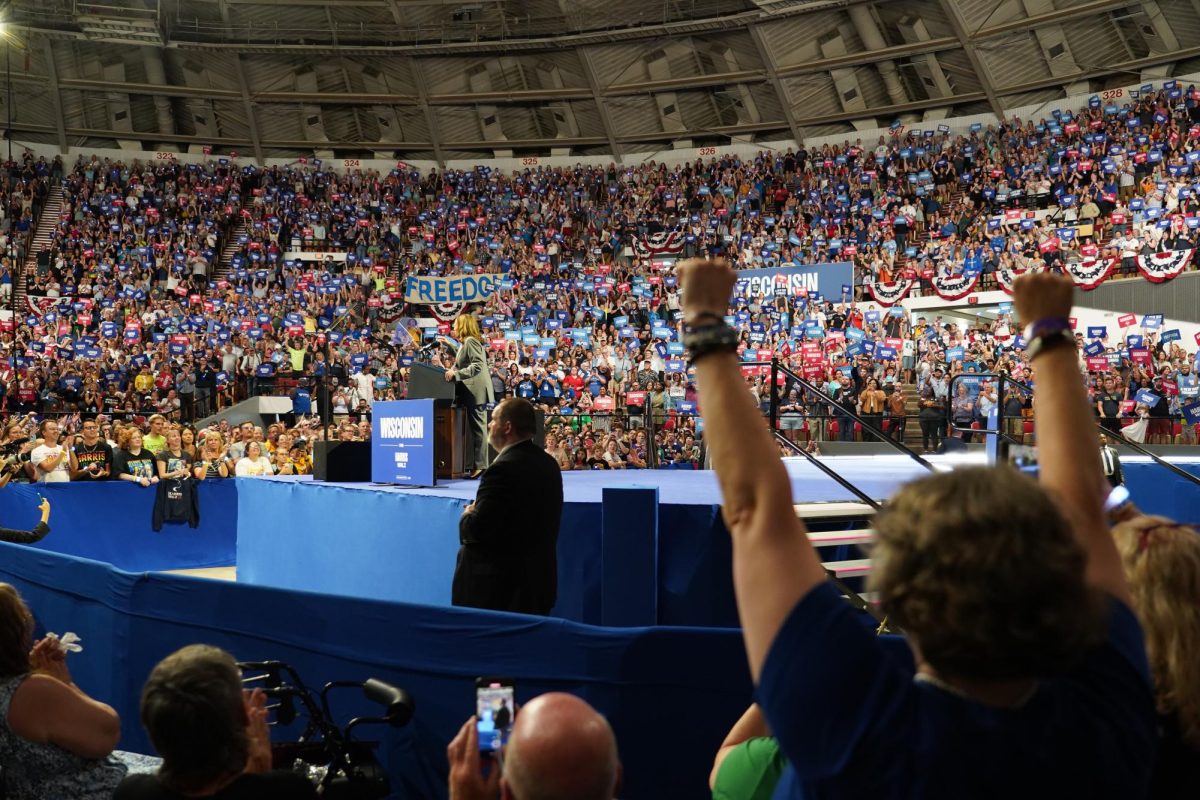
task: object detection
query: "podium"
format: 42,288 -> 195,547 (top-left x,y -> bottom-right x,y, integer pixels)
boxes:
407,362 -> 456,403
407,363 -> 465,479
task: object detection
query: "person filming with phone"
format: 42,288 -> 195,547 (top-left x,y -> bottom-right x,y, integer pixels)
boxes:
446,691 -> 621,800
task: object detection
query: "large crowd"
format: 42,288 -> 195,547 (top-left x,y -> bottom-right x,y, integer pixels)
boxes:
2,82 -> 1200,479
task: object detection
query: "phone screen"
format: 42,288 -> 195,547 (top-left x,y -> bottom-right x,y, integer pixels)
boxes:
475,678 -> 515,753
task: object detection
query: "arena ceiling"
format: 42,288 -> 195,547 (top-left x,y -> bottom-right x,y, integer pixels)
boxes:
1,0 -> 1200,162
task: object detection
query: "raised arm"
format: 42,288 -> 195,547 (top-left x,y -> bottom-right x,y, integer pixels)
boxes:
1012,273 -> 1129,605
678,258 -> 826,678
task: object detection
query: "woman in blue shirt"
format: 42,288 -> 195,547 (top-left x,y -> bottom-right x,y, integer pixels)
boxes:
679,260 -> 1156,800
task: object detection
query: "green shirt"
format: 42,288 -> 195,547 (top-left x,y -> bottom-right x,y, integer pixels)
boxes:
712,737 -> 788,800
143,433 -> 166,455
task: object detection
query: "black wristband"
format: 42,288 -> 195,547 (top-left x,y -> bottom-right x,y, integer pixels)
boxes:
683,322 -> 739,364
1024,329 -> 1076,361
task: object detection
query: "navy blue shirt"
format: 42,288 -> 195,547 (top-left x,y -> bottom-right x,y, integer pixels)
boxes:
757,582 -> 1156,799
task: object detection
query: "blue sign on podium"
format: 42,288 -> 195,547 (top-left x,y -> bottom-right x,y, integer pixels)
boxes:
371,399 -> 436,486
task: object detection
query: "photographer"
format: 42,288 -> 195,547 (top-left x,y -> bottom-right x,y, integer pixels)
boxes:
0,419 -> 35,487
116,644 -> 317,799
678,260 -> 1155,800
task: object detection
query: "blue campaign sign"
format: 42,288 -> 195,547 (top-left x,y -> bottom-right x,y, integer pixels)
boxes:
1183,401 -> 1200,426
1142,314 -> 1163,329
946,346 -> 965,361
1161,329 -> 1182,343
372,400 -> 436,486
733,262 -> 854,301
1083,341 -> 1104,357
1136,389 -> 1161,408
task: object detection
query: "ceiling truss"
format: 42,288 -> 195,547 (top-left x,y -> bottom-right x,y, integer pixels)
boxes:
0,0 -> 1194,161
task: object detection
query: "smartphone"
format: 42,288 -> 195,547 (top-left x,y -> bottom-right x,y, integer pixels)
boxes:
475,677 -> 515,753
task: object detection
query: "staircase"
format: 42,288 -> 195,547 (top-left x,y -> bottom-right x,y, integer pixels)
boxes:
16,183 -> 65,308
797,501 -> 880,608
215,220 -> 248,279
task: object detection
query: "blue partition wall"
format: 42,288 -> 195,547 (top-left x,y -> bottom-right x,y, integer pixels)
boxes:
235,478 -> 736,627
1,480 -> 238,570
0,542 -> 751,800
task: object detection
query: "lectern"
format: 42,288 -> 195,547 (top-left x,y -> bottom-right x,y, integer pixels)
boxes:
406,362 -> 465,478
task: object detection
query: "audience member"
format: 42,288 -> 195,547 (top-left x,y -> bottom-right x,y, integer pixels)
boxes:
1112,513 -> 1200,797
446,692 -> 621,800
115,644 -> 317,799
680,259 -> 1156,798
31,419 -> 70,483
0,583 -> 126,798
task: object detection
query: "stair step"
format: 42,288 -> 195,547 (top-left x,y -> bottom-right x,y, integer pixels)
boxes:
793,501 -> 877,520
820,558 -> 872,578
807,529 -> 875,546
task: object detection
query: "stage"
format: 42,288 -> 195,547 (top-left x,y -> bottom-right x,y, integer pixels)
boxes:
229,451 -> 1200,628
5,453 -> 1196,630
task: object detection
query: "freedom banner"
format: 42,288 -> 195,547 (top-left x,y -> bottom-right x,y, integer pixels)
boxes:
404,273 -> 503,321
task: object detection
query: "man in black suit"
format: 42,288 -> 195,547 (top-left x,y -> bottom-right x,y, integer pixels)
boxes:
1100,434 -> 1124,487
453,398 -> 563,615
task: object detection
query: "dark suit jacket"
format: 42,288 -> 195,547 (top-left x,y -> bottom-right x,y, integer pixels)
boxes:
452,439 -> 563,615
1102,446 -> 1124,487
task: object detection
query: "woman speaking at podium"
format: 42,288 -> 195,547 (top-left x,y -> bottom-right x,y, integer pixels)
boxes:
444,313 -> 495,478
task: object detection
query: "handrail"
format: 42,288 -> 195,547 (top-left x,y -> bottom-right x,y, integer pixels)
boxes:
761,359 -> 936,473
772,430 -> 882,512
771,430 -> 890,631
1001,374 -> 1200,488
944,372 -> 1029,453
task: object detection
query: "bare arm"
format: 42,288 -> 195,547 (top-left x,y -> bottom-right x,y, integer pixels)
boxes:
7,674 -> 121,760
680,259 -> 826,679
710,704 -> 771,789
1013,273 -> 1129,605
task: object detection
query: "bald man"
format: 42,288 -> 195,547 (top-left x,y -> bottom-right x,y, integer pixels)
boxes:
446,692 -> 622,800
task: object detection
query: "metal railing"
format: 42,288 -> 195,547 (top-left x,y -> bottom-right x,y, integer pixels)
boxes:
760,359 -> 936,473
964,373 -> 1200,488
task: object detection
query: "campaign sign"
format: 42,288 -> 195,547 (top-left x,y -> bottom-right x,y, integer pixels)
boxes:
372,399 -> 436,486
404,274 -> 502,306
733,262 -> 854,302
1182,401 -> 1200,426
1135,389 -> 1161,408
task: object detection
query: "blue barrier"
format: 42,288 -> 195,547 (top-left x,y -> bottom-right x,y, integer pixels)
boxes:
236,479 -> 736,627
0,541 -> 751,800
1,480 -> 238,571
602,487 -> 659,626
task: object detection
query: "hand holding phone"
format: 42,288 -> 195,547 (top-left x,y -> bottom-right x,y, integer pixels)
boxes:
475,677 -> 515,754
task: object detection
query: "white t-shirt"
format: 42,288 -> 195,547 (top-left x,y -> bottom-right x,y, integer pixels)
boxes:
235,457 -> 274,477
31,443 -> 70,483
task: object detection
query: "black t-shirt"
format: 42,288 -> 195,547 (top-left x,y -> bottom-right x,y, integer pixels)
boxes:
1100,392 -> 1123,417
156,449 -> 194,476
114,448 -> 157,480
586,457 -> 611,470
115,770 -> 318,800
72,440 -> 113,480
